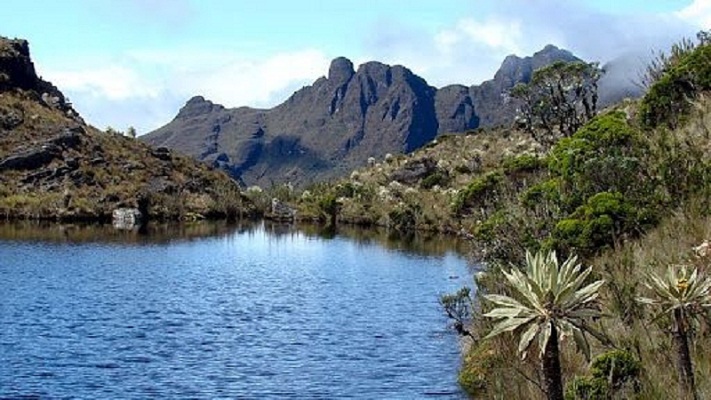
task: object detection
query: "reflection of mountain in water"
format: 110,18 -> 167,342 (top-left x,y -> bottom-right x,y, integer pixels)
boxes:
0,220 -> 260,245
0,220 -> 469,258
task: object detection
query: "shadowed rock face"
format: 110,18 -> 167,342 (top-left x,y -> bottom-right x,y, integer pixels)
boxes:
142,45 -> 602,188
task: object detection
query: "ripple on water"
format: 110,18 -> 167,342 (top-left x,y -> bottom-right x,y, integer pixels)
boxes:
0,224 -> 470,399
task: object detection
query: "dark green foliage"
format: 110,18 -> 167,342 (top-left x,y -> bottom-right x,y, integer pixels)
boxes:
502,154 -> 546,176
388,203 -> 421,231
452,171 -> 503,214
334,182 -> 358,198
317,193 -> 340,224
565,376 -> 609,400
521,178 -> 561,209
420,170 -> 450,189
640,41 -> 711,129
549,111 -> 648,211
590,350 -> 641,388
440,287 -> 474,337
553,192 -> 655,255
565,350 -> 640,399
512,61 -> 602,141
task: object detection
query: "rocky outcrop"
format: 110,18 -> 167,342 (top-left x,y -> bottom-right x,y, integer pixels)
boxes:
0,37 -> 80,123
0,35 -> 252,221
142,45 -> 592,188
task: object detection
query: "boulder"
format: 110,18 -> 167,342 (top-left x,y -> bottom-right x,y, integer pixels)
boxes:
0,144 -> 60,171
112,208 -> 143,229
390,157 -> 437,185
270,198 -> 296,221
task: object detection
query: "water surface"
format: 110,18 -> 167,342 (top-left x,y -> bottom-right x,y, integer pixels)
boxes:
0,222 -> 470,399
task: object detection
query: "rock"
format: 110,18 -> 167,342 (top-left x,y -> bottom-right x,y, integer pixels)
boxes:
50,129 -> 82,149
0,144 -> 60,171
390,157 -> 437,184
141,46 -> 588,188
328,57 -> 355,86
270,198 -> 296,221
0,107 -> 23,129
151,146 -> 171,161
112,208 -> 143,230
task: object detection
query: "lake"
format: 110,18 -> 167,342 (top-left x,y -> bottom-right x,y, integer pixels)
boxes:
0,221 -> 472,399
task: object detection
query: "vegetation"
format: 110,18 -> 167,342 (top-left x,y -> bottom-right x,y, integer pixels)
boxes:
511,61 -> 603,144
268,33 -> 711,399
483,250 -> 605,400
0,92 -> 253,221
637,265 -> 711,399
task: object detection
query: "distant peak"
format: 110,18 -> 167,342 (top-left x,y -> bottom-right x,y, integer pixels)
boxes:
177,96 -> 224,119
540,44 -> 561,52
328,57 -> 354,85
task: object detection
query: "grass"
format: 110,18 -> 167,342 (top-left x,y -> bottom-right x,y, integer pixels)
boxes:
0,89 -> 254,221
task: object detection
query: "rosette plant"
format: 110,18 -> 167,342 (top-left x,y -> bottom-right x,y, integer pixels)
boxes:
637,264 -> 711,400
483,250 -> 605,400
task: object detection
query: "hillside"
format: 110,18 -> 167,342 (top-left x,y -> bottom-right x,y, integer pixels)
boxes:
142,45 -> 589,188
0,36 -> 250,221
280,34 -> 711,399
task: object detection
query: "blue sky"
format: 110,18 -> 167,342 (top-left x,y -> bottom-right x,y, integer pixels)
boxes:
1,0 -> 708,134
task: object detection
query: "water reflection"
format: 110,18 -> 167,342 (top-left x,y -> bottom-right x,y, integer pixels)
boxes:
0,220 -> 471,258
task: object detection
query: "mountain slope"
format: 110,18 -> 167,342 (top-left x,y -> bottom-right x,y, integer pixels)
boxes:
0,36 -> 249,221
142,46 -> 588,188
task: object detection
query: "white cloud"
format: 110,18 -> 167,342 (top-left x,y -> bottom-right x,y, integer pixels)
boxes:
677,0 -> 711,29
42,48 -> 331,134
47,66 -> 160,101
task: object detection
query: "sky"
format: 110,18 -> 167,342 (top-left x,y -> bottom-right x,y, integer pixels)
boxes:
1,0 -> 709,134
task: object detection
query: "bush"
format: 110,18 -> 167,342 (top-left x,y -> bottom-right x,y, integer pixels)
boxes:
552,192 -> 654,255
420,170 -> 450,189
521,178 -> 561,209
549,111 -> 649,212
502,154 -> 546,176
639,42 -> 711,129
565,350 -> 640,399
452,171 -> 503,214
565,376 -> 609,400
590,350 -> 641,388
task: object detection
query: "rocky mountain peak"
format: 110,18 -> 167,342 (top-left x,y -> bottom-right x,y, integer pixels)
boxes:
144,45 -> 600,188
176,95 -> 224,119
328,57 -> 355,86
0,37 -> 37,91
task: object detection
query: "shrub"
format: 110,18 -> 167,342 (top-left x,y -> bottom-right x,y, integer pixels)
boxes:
420,170 -> 450,189
590,350 -> 641,388
502,154 -> 546,175
565,350 -> 640,399
565,376 -> 609,400
452,171 -> 503,214
639,41 -> 711,129
548,111 -> 648,211
553,192 -> 654,255
521,178 -> 561,209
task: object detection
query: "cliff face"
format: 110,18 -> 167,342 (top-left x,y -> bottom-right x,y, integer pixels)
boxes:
142,45 -> 585,188
0,36 -> 249,221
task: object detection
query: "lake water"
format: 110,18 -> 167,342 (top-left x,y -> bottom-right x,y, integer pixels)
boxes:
0,222 -> 471,399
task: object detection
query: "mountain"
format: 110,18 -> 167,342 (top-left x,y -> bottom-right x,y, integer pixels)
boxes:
0,36 -> 250,221
142,45 -> 584,188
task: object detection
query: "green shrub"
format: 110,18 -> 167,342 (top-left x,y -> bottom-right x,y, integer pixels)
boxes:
565,350 -> 640,399
521,178 -> 561,209
420,170 -> 450,189
639,42 -> 711,129
553,192 -> 654,254
452,171 -> 503,214
565,376 -> 609,400
502,154 -> 546,175
549,111 -> 647,211
590,350 -> 641,388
